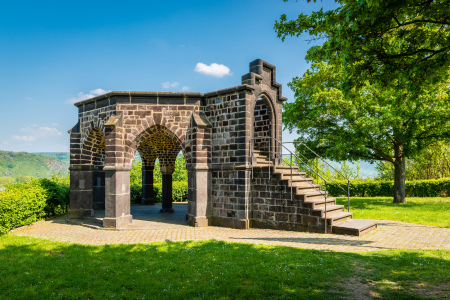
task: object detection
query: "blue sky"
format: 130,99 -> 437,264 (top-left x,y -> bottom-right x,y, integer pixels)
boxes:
0,0 -> 337,153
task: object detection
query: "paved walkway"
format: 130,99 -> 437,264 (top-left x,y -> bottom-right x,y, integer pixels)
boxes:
9,204 -> 450,252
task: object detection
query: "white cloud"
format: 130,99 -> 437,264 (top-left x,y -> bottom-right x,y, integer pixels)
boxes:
194,62 -> 231,77
12,135 -> 36,142
162,82 -> 180,89
181,86 -> 190,92
20,126 -> 62,137
26,97 -> 33,101
90,88 -> 108,95
66,88 -> 110,104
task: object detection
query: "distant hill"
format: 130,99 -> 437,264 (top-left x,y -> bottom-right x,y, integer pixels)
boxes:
0,151 -> 69,179
34,152 -> 70,166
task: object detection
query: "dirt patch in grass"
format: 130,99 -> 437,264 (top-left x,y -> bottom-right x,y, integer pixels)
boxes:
330,263 -> 377,299
335,275 -> 376,299
410,282 -> 450,299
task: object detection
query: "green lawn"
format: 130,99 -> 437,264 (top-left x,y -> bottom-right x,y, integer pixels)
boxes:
336,197 -> 450,228
0,235 -> 449,299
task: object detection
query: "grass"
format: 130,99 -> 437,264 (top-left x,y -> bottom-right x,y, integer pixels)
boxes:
0,235 -> 449,299
336,197 -> 450,228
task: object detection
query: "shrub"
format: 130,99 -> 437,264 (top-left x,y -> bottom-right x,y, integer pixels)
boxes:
327,178 -> 450,197
130,184 -> 161,204
0,175 -> 70,234
130,181 -> 188,203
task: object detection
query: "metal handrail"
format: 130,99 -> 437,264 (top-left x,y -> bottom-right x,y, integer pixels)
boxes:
285,152 -> 349,197
283,141 -> 351,180
283,141 -> 351,212
250,136 -> 331,233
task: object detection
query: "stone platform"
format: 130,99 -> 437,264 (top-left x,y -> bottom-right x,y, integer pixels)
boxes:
9,203 -> 450,252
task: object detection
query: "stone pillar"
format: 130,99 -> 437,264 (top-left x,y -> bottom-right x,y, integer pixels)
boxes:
92,169 -> 105,210
160,165 -> 175,213
187,165 -> 211,227
103,167 -> 133,228
141,165 -> 155,205
68,165 -> 94,218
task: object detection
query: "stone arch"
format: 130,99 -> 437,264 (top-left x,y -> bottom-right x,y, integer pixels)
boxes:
122,114 -> 189,170
80,127 -> 105,165
133,124 -> 186,167
81,119 -> 106,145
131,124 -> 188,211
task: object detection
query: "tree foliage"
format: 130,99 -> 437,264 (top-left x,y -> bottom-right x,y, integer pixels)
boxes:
276,0 -> 450,92
275,0 -> 450,203
376,142 -> 450,181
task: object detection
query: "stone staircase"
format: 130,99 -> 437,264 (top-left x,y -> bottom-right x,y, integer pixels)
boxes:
252,150 -> 377,236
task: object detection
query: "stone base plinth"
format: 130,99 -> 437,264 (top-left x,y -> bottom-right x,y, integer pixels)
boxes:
211,216 -> 249,229
103,215 -> 133,228
186,215 -> 210,227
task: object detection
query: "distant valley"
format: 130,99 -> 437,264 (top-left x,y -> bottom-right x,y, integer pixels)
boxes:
0,151 -> 69,181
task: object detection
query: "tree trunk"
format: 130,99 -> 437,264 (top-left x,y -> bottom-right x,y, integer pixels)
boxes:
393,156 -> 406,203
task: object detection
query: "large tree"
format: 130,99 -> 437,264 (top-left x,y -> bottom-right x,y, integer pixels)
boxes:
275,0 -> 450,203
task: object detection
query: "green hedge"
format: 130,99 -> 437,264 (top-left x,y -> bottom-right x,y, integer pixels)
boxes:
130,181 -> 188,203
328,178 -> 450,197
0,175 -> 70,235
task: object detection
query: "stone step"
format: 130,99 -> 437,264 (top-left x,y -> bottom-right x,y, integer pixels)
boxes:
281,173 -> 314,182
275,165 -> 300,170
332,219 -> 378,236
275,167 -> 302,174
312,204 -> 344,218
326,212 -> 353,226
256,158 -> 270,163
292,182 -> 320,188
301,191 -> 328,201
295,185 -> 323,194
304,198 -> 337,209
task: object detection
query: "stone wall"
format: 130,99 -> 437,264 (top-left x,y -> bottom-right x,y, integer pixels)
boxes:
253,98 -> 271,153
204,90 -> 252,228
250,166 -> 325,232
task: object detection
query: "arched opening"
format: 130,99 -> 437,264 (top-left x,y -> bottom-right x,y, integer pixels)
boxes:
72,127 -> 105,216
253,97 -> 273,154
93,147 -> 106,210
134,125 -> 186,213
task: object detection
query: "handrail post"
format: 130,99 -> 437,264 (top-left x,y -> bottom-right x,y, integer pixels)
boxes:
290,153 -> 293,201
251,139 -> 254,179
347,180 -> 350,212
316,158 -> 319,185
324,182 -> 327,234
268,137 -> 271,180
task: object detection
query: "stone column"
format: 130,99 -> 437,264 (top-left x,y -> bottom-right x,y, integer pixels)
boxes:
160,165 -> 175,213
103,167 -> 133,228
92,169 -> 105,210
68,165 -> 94,218
187,165 -> 211,227
141,165 -> 155,205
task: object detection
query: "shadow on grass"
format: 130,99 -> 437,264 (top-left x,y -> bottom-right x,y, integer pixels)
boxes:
338,197 -> 450,210
0,236 -> 448,299
227,236 -> 387,249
